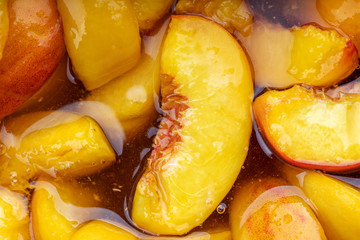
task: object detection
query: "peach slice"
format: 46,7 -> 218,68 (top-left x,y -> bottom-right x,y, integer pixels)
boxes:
0,111 -> 115,192
317,0 -> 360,57
253,85 -> 360,171
86,19 -> 168,140
0,0 -> 65,119
240,21 -> 358,88
57,0 -> 141,90
175,0 -> 253,36
0,186 -> 30,240
0,0 -> 8,60
131,15 -> 253,235
230,177 -> 326,240
32,179 -> 103,240
133,0 -> 174,32
282,167 -> 360,240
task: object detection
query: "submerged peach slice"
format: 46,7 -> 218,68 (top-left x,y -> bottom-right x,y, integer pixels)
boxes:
0,111 -> 115,191
0,187 -> 30,240
253,85 -> 360,171
230,177 -> 326,240
57,0 -> 141,90
132,15 -> 253,235
282,167 -> 360,240
240,21 -> 358,88
132,0 -> 174,31
32,179 -> 102,240
176,0 -> 253,36
317,0 -> 360,57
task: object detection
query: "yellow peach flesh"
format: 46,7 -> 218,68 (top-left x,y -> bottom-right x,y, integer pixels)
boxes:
132,15 -> 253,235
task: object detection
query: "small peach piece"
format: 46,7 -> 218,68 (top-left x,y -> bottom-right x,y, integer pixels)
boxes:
317,0 -> 360,56
241,22 -> 358,88
0,111 -> 115,191
70,221 -> 137,240
143,228 -> 232,240
32,179 -> 101,240
0,0 -> 65,119
176,0 -> 253,36
288,24 -> 358,86
133,0 -> 174,31
253,85 -> 360,171
57,0 -> 141,90
0,187 -> 30,240
132,15 -> 253,235
282,168 -> 360,240
230,177 -> 326,240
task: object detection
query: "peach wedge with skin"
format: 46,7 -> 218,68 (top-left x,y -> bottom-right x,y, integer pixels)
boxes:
253,85 -> 360,171
230,177 -> 326,240
0,0 -> 65,119
282,167 -> 360,240
57,0 -> 141,90
132,15 -> 253,235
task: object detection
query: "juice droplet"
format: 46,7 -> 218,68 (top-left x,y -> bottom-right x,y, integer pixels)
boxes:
216,203 -> 227,214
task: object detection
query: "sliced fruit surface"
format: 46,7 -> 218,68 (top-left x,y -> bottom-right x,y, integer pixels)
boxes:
176,0 -> 253,36
253,85 -> 360,171
132,0 -> 174,31
0,111 -> 115,191
132,15 -> 253,235
0,0 -> 65,119
0,186 -> 30,240
282,167 -> 360,240
57,0 -> 141,90
230,177 -> 326,240
240,21 -> 358,88
86,19 -> 168,140
32,179 -> 101,240
317,0 -> 360,57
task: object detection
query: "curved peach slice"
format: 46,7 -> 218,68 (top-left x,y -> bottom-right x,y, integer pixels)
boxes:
253,85 -> 360,171
0,111 -> 115,191
0,0 -> 8,60
32,179 -> 104,240
70,220 -> 137,240
317,0 -> 360,57
240,21 -> 358,88
131,15 -> 253,235
86,19 -> 169,140
57,0 -> 141,90
133,0 -> 174,32
0,186 -> 30,240
282,168 -> 360,240
0,0 -> 65,119
230,177 -> 326,240
175,0 -> 253,36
